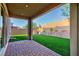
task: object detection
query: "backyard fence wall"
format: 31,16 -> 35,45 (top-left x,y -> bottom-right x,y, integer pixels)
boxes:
11,27 -> 27,35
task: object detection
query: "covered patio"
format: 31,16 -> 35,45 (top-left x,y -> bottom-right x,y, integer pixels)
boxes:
0,3 -> 79,56
3,3 -> 61,56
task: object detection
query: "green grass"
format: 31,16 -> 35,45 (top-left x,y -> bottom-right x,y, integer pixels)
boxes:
9,34 -> 70,56
33,34 -> 70,56
9,34 -> 28,42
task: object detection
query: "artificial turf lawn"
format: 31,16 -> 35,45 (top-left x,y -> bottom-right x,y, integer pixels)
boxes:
9,34 -> 70,56
33,35 -> 70,56
9,34 -> 28,42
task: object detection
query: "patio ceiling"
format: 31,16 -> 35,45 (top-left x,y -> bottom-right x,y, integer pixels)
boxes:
6,3 -> 61,19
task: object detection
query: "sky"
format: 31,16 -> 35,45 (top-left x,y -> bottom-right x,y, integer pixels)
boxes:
10,18 -> 27,28
33,4 -> 70,26
0,4 -> 70,28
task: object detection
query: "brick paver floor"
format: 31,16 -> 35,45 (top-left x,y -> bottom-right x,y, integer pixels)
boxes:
5,40 -> 60,56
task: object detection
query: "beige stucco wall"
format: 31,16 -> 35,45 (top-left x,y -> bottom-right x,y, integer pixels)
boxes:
70,4 -> 78,56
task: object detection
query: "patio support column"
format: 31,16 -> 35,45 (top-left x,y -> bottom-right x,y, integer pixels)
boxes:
70,4 -> 78,56
28,19 -> 32,40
